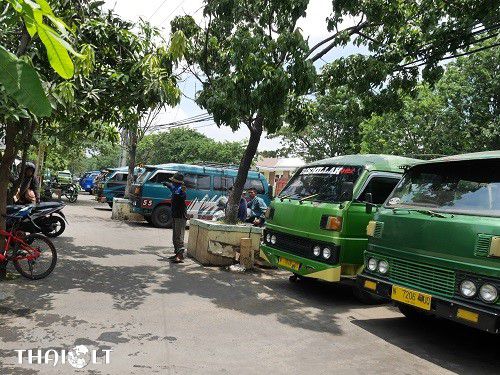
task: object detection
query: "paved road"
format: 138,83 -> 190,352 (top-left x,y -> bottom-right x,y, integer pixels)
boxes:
0,194 -> 498,374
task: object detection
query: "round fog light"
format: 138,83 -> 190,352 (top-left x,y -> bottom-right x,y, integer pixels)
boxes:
460,280 -> 477,298
270,235 -> 277,245
479,284 -> 498,303
378,260 -> 389,274
266,234 -> 271,243
367,258 -> 378,271
322,247 -> 331,259
313,245 -> 321,257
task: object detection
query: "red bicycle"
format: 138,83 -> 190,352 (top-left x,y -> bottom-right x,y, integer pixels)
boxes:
2,206 -> 57,280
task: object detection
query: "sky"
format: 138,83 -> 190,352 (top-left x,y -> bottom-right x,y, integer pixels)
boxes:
103,0 -> 362,151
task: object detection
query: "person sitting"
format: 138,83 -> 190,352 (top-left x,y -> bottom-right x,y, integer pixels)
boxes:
246,187 -> 267,227
14,162 -> 40,205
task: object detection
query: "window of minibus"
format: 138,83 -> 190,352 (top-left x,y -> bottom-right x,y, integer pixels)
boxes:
214,176 -> 234,191
110,173 -> 127,182
386,159 -> 500,216
149,171 -> 174,184
183,174 -> 211,190
280,165 -> 362,202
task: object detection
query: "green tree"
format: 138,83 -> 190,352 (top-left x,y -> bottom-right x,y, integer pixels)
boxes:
173,1 -> 316,223
0,0 -> 80,230
317,0 -> 500,112
271,87 -> 364,162
361,44 -> 500,155
136,128 -> 244,165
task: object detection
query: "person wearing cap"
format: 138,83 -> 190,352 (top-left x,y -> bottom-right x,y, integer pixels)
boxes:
246,188 -> 267,227
163,173 -> 188,263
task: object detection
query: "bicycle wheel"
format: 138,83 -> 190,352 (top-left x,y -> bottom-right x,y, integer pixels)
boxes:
13,234 -> 57,280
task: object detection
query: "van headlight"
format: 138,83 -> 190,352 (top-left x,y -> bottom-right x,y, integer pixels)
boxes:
266,233 -> 271,243
313,245 -> 321,257
378,260 -> 389,274
479,284 -> 498,303
270,235 -> 277,245
367,258 -> 378,271
322,247 -> 331,259
460,280 -> 477,298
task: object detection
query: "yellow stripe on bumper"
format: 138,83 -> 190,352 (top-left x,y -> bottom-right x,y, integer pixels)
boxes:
307,267 -> 341,282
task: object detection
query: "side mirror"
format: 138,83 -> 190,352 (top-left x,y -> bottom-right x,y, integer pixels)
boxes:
365,192 -> 373,214
340,182 -> 354,202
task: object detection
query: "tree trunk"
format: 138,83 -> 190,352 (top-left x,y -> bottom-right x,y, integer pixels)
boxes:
9,123 -> 35,203
124,128 -> 138,199
226,117 -> 263,224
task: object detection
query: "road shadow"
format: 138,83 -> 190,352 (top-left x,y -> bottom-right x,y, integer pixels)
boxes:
353,315 -> 500,374
0,234 -> 364,336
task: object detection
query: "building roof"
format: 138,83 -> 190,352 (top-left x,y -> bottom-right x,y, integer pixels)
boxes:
256,157 -> 305,171
306,154 -> 421,173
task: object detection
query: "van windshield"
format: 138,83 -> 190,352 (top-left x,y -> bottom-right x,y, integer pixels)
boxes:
136,171 -> 152,184
386,159 -> 500,217
280,165 -> 362,202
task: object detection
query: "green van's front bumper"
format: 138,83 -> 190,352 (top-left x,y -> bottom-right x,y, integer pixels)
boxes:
260,244 -> 341,282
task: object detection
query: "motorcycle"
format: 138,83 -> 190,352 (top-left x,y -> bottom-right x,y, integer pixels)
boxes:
7,202 -> 68,238
42,179 -> 79,203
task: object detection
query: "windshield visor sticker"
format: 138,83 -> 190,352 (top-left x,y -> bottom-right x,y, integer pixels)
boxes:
300,166 -> 357,176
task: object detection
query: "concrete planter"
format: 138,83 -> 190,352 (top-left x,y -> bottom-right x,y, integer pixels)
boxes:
111,198 -> 145,221
187,219 -> 263,267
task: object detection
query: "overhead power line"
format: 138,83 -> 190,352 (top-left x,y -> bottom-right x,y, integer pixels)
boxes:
147,0 -> 169,21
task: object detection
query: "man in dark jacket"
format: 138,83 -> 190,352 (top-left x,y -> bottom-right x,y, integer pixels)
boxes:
163,173 -> 187,263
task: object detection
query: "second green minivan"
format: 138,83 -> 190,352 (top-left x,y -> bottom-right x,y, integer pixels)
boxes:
260,154 -> 420,300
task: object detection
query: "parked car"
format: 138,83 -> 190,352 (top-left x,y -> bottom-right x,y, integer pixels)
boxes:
97,167 -> 144,207
259,154 -> 420,302
79,171 -> 100,193
130,163 -> 271,228
56,170 -> 73,185
357,151 -> 500,332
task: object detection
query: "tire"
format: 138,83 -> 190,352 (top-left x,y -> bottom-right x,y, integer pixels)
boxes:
151,205 -> 172,228
144,216 -> 153,225
353,285 -> 388,305
42,216 -> 66,238
13,234 -> 57,280
397,303 -> 432,320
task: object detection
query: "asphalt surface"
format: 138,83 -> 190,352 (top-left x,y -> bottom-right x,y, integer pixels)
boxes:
0,194 -> 498,374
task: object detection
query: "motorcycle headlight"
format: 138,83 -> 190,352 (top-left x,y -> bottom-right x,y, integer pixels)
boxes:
322,247 -> 331,259
479,284 -> 498,303
270,235 -> 277,245
367,258 -> 378,271
460,280 -> 477,298
378,260 -> 389,274
313,245 -> 321,257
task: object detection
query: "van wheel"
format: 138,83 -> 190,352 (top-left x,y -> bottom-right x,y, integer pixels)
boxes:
151,206 -> 172,228
397,303 -> 431,320
353,286 -> 388,305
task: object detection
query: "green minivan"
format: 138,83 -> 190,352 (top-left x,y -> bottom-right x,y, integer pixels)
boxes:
260,154 -> 419,299
358,151 -> 499,333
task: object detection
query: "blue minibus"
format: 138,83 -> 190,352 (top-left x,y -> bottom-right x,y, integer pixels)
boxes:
130,163 -> 271,227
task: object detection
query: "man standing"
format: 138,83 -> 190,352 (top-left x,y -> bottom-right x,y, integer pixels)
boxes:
246,188 -> 267,227
163,173 -> 187,263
